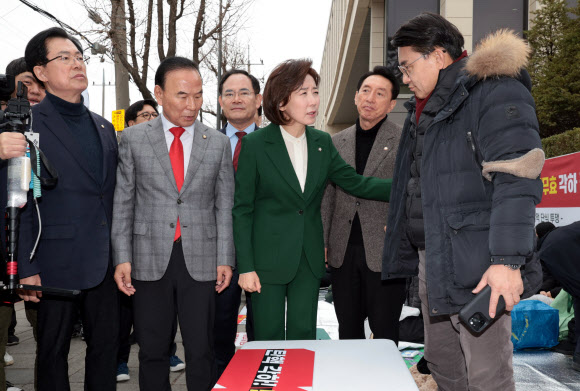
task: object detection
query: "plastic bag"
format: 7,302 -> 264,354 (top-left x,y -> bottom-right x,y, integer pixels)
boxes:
511,300 -> 559,350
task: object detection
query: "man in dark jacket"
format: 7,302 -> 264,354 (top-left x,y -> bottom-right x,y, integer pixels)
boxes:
215,68 -> 261,378
18,27 -> 120,390
537,222 -> 580,371
382,13 -> 544,390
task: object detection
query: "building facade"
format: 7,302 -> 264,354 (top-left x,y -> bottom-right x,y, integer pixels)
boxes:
316,0 -> 574,133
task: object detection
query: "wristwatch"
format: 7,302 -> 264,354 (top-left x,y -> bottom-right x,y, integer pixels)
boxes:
505,264 -> 521,270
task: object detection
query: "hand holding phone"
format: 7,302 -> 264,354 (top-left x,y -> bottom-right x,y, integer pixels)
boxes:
458,285 -> 506,333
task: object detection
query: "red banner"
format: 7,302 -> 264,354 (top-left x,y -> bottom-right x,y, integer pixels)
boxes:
213,348 -> 314,391
536,151 -> 580,226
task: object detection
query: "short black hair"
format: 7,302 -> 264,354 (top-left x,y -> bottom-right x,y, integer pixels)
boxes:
6,58 -> 27,77
155,56 -> 200,90
356,66 -> 400,100
125,99 -> 158,124
219,69 -> 261,95
535,222 -> 556,239
6,57 -> 45,90
257,106 -> 262,116
25,27 -> 84,72
391,12 -> 464,60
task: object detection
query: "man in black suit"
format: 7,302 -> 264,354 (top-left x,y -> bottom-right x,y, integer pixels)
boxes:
215,69 -> 261,377
17,27 -> 119,390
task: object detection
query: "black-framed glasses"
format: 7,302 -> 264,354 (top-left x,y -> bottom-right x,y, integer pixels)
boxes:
222,90 -> 255,101
398,53 -> 429,79
136,112 -> 159,120
45,55 -> 90,66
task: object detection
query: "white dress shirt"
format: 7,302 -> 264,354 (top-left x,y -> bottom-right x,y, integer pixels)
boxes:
160,113 -> 194,175
280,125 -> 308,192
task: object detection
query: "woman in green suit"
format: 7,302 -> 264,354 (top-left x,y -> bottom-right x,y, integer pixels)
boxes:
233,59 -> 391,341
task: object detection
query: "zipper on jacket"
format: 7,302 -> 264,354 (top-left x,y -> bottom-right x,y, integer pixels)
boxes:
467,131 -> 475,152
466,131 -> 483,170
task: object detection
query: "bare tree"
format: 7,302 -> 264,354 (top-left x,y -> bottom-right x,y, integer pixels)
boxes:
81,0 -> 252,101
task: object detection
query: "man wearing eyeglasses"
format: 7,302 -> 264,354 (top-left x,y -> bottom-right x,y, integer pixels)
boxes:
382,13 -> 544,391
215,69 -> 261,379
125,99 -> 159,127
17,27 -> 120,390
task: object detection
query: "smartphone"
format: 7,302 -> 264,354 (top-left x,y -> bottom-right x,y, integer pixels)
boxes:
458,285 -> 506,333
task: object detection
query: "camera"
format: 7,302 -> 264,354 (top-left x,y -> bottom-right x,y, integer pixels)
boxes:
0,74 -> 31,133
467,312 -> 488,332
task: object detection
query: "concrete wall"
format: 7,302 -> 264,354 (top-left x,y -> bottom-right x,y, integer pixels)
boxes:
441,0 -> 474,53
317,0 -> 545,133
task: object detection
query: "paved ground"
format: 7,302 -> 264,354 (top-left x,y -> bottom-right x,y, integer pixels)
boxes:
7,296 -> 580,390
6,297 -> 247,391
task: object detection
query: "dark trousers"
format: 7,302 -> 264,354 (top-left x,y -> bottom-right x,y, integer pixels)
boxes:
542,256 -> 580,354
117,294 -> 177,364
331,243 -> 406,342
36,266 -> 120,391
0,303 -> 12,388
214,268 -> 255,378
133,241 -> 216,391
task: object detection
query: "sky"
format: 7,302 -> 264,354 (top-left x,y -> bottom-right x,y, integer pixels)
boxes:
0,0 -> 332,124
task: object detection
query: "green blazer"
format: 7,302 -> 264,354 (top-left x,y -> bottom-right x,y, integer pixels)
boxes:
233,123 -> 391,285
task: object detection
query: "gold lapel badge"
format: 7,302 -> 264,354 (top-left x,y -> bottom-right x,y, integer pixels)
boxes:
101,124 -> 105,128
203,134 -> 207,139
384,147 -> 388,150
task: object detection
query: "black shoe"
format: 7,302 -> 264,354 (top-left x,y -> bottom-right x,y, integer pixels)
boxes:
6,335 -> 19,346
72,325 -> 84,339
552,340 -> 576,356
573,353 -> 580,372
417,356 -> 431,375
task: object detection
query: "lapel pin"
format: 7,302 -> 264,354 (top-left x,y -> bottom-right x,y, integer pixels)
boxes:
101,124 -> 105,128
384,147 -> 388,150
203,134 -> 207,139
318,147 -> 322,152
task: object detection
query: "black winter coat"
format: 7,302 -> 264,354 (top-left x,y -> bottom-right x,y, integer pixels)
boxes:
382,31 -> 544,316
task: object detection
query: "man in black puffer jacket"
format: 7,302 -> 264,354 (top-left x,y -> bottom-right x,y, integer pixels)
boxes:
382,13 -> 544,391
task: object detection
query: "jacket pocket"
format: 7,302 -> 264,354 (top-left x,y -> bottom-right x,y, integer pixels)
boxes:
133,222 -> 148,235
446,210 -> 490,288
42,224 -> 75,239
205,224 -> 217,238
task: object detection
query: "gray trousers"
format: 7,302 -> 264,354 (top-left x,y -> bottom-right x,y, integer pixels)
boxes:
418,250 -> 515,391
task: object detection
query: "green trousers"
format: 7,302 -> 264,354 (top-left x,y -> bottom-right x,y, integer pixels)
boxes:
251,252 -> 321,341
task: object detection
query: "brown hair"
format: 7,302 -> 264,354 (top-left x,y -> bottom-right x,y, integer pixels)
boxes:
263,59 -> 320,125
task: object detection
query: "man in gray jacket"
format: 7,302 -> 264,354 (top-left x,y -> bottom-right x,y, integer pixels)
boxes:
322,66 -> 406,342
112,56 -> 235,391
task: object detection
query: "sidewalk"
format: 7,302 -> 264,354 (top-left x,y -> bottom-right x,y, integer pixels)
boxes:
6,301 -> 211,391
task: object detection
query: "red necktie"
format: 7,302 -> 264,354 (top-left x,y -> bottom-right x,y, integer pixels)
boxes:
233,131 -> 247,172
169,127 -> 185,241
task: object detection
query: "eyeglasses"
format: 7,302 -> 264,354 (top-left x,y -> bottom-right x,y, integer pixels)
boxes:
222,90 -> 254,101
136,112 -> 159,120
398,53 -> 429,79
45,55 -> 90,66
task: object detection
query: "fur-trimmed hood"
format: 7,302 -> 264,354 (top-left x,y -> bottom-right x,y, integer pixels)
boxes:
464,29 -> 531,80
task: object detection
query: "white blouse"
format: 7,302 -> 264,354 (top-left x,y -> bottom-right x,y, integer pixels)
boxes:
280,125 -> 308,192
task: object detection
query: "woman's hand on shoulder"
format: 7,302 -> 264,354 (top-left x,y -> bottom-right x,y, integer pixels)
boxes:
239,271 -> 261,293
